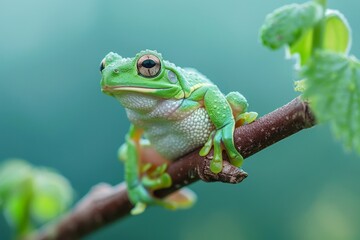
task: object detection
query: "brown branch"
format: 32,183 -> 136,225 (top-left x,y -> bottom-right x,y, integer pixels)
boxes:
34,97 -> 316,240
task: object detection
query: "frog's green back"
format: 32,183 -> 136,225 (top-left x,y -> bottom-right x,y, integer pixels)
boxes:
164,60 -> 214,87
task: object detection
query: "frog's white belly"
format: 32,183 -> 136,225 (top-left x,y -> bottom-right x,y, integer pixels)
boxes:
126,107 -> 214,160
116,92 -> 215,160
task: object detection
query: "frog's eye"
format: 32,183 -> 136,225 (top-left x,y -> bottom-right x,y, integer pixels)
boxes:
137,55 -> 161,78
99,59 -> 106,72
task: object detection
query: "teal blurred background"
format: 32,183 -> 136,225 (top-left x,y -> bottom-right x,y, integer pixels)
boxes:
1,0 -> 360,239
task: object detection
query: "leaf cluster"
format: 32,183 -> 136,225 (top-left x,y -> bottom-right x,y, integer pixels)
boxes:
0,159 -> 74,237
260,0 -> 360,154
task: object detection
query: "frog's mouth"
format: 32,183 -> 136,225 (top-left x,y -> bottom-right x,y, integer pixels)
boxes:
102,85 -> 164,93
102,85 -> 185,99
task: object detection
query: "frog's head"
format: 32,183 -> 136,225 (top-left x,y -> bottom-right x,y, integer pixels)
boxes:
100,50 -> 190,99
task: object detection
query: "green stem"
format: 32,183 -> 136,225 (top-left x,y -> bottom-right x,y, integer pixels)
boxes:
312,0 -> 327,53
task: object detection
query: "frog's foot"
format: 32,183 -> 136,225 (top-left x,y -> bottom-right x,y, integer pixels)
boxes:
128,184 -> 154,215
129,163 -> 173,215
142,163 -> 172,190
130,186 -> 196,215
225,92 -> 258,127
129,182 -> 175,215
161,188 -> 197,210
129,180 -> 195,214
199,123 -> 243,173
235,111 -> 258,127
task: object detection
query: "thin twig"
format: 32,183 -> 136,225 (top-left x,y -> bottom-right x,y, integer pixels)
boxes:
34,97 -> 316,240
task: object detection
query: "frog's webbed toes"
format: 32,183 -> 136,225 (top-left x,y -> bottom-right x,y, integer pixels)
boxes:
128,176 -> 172,215
199,123 -> 245,174
131,202 -> 147,215
159,188 -> 197,210
128,163 -> 173,214
200,129 -> 225,174
244,111 -> 258,123
141,163 -> 172,190
142,172 -> 172,190
235,111 -> 258,127
129,170 -> 195,214
128,184 -> 154,215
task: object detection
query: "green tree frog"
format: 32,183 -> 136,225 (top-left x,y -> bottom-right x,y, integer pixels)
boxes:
100,50 -> 257,214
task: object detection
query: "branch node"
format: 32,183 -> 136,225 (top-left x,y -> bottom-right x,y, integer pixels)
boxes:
197,157 -> 248,183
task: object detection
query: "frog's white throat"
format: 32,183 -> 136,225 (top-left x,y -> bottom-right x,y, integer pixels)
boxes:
114,92 -> 162,113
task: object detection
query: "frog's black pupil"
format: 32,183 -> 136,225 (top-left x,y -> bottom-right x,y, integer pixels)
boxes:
100,62 -> 105,72
142,59 -> 156,68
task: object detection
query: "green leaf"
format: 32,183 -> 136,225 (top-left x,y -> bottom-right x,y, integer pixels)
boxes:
260,2 -> 323,50
288,10 -> 351,67
0,159 -> 33,205
3,182 -> 33,233
31,168 -> 74,221
302,50 -> 360,153
323,10 -> 351,55
0,159 -> 74,236
288,28 -> 314,67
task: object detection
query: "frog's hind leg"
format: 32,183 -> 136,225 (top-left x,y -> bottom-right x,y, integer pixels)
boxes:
119,138 -> 195,213
118,138 -> 172,190
226,92 -> 257,127
141,158 -> 196,210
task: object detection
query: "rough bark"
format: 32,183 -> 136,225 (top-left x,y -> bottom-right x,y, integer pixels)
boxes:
34,97 -> 316,240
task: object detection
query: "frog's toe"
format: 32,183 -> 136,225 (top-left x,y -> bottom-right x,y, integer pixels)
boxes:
199,125 -> 243,173
159,188 -> 197,210
141,163 -> 172,190
128,184 -> 154,215
131,202 -> 147,215
221,123 -> 244,168
210,160 -> 223,174
117,143 -> 128,162
142,172 -> 172,190
129,183 -> 195,214
150,163 -> 168,176
199,131 -> 215,157
210,131 -> 223,174
223,142 -> 243,167
236,112 -> 258,126
246,111 -> 258,123
229,153 -> 244,167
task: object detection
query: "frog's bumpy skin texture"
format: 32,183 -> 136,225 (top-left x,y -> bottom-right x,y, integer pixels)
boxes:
116,92 -> 214,160
147,108 -> 214,160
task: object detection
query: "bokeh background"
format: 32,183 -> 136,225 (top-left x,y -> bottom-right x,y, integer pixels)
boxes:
1,0 -> 360,239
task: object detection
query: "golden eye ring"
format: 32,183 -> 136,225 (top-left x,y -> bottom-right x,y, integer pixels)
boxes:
137,54 -> 161,78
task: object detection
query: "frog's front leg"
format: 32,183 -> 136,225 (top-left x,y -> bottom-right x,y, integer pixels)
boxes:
195,87 -> 244,173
